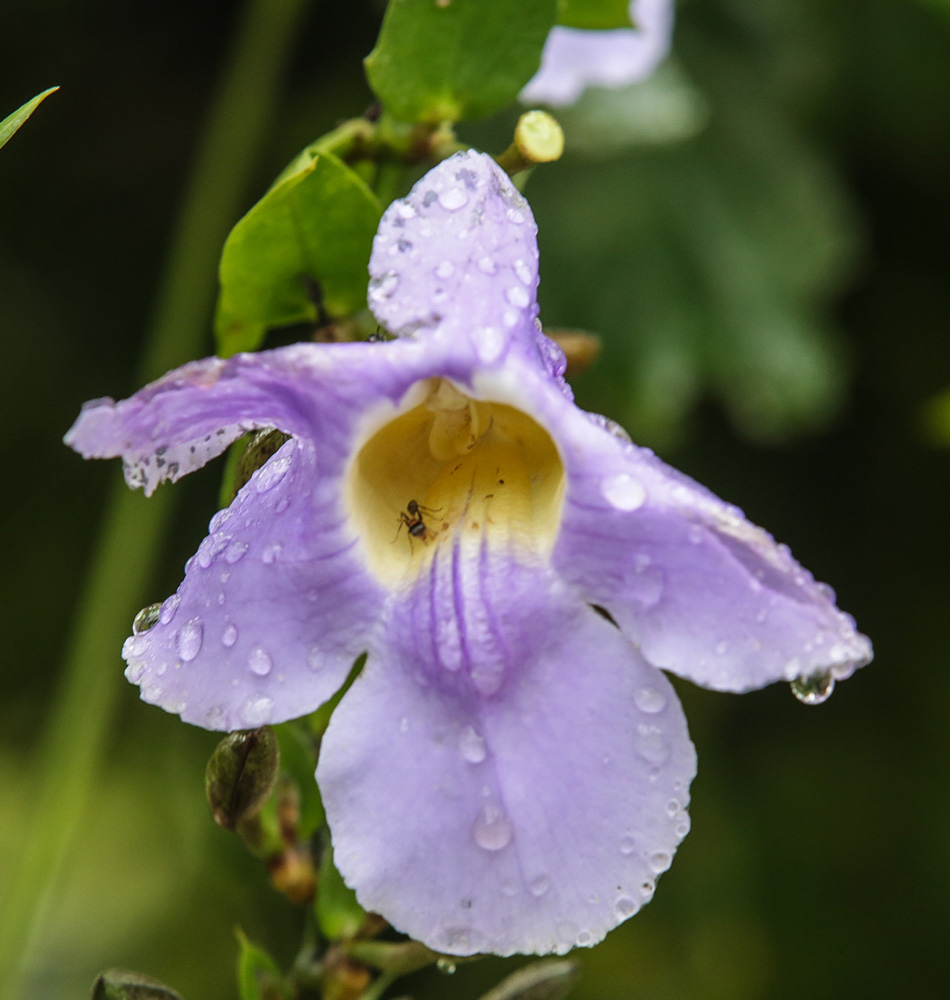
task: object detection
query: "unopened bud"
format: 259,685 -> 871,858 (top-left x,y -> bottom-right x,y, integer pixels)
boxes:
477,960 -> 579,1000
205,727 -> 280,830
547,329 -> 602,375
90,969 -> 183,1000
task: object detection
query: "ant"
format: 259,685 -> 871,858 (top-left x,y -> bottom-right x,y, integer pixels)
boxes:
394,499 -> 442,547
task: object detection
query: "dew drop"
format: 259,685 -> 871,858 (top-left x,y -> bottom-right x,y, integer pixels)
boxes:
649,851 -> 672,874
368,271 -> 399,303
133,603 -> 162,634
221,623 -> 238,647
306,646 -> 322,672
472,804 -> 512,851
639,880 -> 656,901
576,930 -> 593,947
529,874 -> 550,897
438,186 -> 468,211
224,539 -> 248,564
262,541 -> 283,564
459,725 -> 487,764
434,259 -> 454,279
601,473 -> 647,511
715,640 -> 729,656
634,687 -> 667,714
159,593 -> 180,625
397,202 -> 416,220
615,896 -> 640,919
255,453 -> 291,493
176,618 -> 203,662
514,258 -> 532,284
666,798 -> 680,817
436,959 -> 457,976
248,646 -> 272,676
478,255 -> 496,274
790,670 -> 835,705
507,207 -> 525,225
635,724 -> 669,765
619,835 -> 636,855
505,285 -> 529,309
242,695 -> 275,726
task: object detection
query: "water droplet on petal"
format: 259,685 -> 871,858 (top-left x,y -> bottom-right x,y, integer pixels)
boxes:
472,803 -> 512,851
529,874 -> 550,897
601,473 -> 647,511
514,258 -> 532,285
397,202 -> 416,220
436,959 -> 457,975
576,930 -> 593,947
438,186 -> 468,211
306,646 -> 322,672
399,716 -> 409,733
133,603 -> 162,634
505,285 -> 530,309
507,207 -> 525,225
159,593 -> 180,625
248,646 -> 272,676
261,541 -> 283,564
368,270 -> 399,303
649,851 -> 672,874
636,724 -> 669,765
666,798 -> 681,817
615,895 -> 640,918
619,835 -> 636,855
791,670 -> 835,705
640,880 -> 656,901
176,618 -> 203,662
222,623 -> 238,647
459,725 -> 487,763
434,259 -> 454,278
634,687 -> 667,714
255,453 -> 291,493
715,640 -> 729,656
224,539 -> 248,563
242,695 -> 275,726
478,255 -> 496,274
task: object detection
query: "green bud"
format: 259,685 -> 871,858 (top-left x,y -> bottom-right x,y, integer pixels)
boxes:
477,960 -> 579,1000
90,969 -> 183,1000
205,728 -> 280,830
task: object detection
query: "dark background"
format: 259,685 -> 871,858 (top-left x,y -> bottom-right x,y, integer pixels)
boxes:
2,0 -> 949,997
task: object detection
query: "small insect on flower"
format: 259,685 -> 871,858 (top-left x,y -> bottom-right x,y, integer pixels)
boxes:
394,499 -> 441,547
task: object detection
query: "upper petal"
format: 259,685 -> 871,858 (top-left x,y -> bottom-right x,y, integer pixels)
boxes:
319,577 -> 695,956
368,151 -> 542,364
520,0 -> 675,107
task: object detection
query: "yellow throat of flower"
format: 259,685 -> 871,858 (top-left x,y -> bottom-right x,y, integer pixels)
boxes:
348,378 -> 565,587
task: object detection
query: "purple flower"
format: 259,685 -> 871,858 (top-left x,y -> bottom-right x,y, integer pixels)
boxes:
66,151 -> 871,956
521,0 -> 675,107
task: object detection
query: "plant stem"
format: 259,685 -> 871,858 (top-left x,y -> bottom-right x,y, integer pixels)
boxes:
0,0 -> 312,995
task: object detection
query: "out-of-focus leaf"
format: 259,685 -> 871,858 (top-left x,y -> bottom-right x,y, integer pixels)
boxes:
477,960 -> 579,1000
558,0 -> 632,30
0,87 -> 58,152
922,388 -> 950,444
215,151 -> 380,357
90,969 -> 183,1000
366,0 -> 557,123
316,844 -> 366,941
235,930 -> 287,1000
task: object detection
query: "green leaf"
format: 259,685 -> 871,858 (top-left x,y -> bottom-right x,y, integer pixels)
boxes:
366,0 -> 558,123
558,0 -> 633,30
235,929 -> 287,1000
0,86 -> 58,152
215,150 -> 381,357
316,844 -> 366,941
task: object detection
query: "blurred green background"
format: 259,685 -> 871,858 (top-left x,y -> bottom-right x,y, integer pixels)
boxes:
2,0 -> 949,997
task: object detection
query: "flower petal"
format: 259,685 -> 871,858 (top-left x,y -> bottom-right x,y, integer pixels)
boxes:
320,579 -> 695,956
123,438 -> 383,729
368,151 -> 541,364
520,0 -> 675,107
553,417 -> 873,691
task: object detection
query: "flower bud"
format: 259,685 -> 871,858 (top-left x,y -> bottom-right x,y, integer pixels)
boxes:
90,969 -> 183,1000
547,328 -> 602,375
205,727 -> 280,830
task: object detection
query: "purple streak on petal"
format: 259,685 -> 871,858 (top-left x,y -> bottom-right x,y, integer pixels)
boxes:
521,0 -> 675,107
369,151 -> 541,364
320,586 -> 695,956
122,439 -> 383,729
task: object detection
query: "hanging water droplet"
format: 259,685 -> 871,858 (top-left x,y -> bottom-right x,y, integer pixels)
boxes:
248,646 -> 272,676
791,670 -> 835,705
649,851 -> 672,874
242,695 -> 275,726
640,880 -> 656,900
133,603 -> 162,634
176,618 -> 203,662
634,687 -> 667,714
601,473 -> 647,511
458,725 -> 487,764
221,623 -> 238,647
436,959 -> 457,975
575,930 -> 593,947
472,804 -> 512,851
438,186 -> 468,211
529,874 -> 549,897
